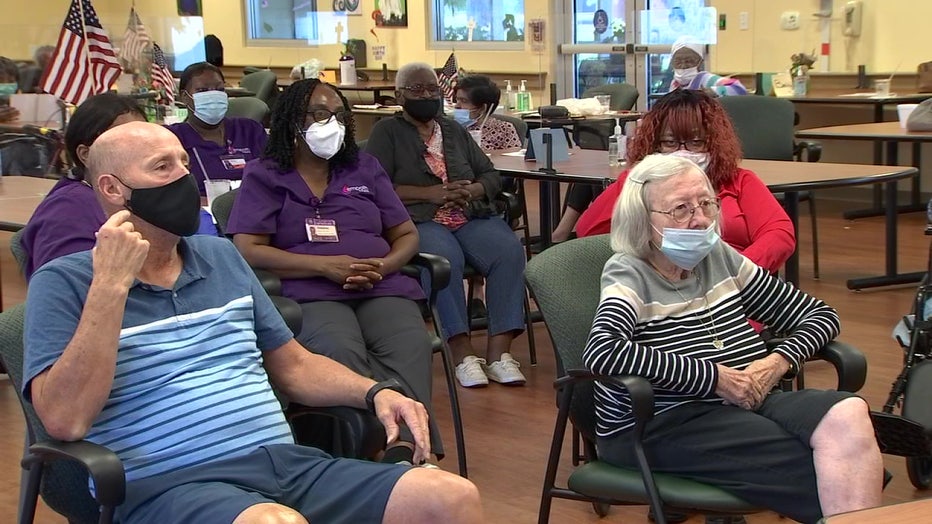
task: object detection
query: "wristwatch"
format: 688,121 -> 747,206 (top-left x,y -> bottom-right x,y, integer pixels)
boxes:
365,378 -> 405,414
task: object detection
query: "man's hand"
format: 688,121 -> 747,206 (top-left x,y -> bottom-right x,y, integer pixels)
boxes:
92,210 -> 149,290
371,389 -> 431,464
0,106 -> 20,123
715,364 -> 767,410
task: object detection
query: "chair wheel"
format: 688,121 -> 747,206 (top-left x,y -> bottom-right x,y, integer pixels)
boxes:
907,456 -> 932,489
591,501 -> 610,517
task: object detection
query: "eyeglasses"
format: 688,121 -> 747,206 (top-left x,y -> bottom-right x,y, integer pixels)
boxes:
401,84 -> 442,96
658,138 -> 707,153
651,198 -> 720,223
306,108 -> 350,125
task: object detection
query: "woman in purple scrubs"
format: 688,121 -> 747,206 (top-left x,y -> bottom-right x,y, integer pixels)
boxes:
166,62 -> 267,196
226,79 -> 441,465
19,93 -> 146,280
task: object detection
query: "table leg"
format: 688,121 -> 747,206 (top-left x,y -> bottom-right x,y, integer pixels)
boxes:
843,140 -> 925,220
783,191 -> 800,287
537,180 -> 555,248
847,179 -> 925,290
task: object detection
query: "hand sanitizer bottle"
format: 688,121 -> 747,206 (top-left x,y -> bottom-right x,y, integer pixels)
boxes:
608,118 -> 623,167
504,80 -> 514,111
518,80 -> 530,111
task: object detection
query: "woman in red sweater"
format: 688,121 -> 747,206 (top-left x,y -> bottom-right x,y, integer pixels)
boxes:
576,89 -> 794,273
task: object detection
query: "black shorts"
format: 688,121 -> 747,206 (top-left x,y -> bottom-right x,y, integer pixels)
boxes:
597,389 -> 858,524
115,444 -> 409,524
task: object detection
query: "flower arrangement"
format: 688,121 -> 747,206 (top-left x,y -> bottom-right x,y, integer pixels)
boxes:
791,51 -> 818,77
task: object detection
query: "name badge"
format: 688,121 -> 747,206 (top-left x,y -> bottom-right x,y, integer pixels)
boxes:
220,154 -> 247,170
306,218 -> 339,242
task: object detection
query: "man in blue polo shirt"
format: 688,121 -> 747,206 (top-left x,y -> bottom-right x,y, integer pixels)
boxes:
22,121 -> 482,524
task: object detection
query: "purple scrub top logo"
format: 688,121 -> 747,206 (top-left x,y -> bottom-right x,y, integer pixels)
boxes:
342,184 -> 371,194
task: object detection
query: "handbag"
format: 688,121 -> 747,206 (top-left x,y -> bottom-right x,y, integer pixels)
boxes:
917,61 -> 932,93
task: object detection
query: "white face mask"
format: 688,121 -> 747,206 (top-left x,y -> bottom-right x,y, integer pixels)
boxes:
673,66 -> 700,86
665,149 -> 710,171
302,119 -> 346,160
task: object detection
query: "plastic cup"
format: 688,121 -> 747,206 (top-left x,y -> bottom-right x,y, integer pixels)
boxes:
595,94 -> 611,113
897,104 -> 919,128
204,179 -> 232,207
469,129 -> 482,147
874,79 -> 891,97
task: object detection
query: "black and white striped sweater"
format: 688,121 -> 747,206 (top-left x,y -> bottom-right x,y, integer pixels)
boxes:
583,242 -> 840,437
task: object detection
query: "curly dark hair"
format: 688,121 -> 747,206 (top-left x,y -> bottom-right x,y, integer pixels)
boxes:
263,78 -> 358,172
626,88 -> 742,187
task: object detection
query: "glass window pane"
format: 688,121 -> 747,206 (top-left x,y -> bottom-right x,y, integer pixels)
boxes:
246,0 -> 319,42
433,0 -> 525,42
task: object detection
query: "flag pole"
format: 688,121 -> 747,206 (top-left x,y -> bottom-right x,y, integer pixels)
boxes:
76,0 -> 95,92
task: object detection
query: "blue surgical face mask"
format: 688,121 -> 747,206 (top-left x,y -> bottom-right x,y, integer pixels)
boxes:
653,223 -> 719,270
190,90 -> 228,125
453,108 -> 476,127
0,83 -> 18,96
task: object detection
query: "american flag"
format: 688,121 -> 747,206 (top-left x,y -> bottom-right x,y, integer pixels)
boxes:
40,0 -> 122,105
119,7 -> 150,69
438,52 -> 458,102
150,43 -> 176,105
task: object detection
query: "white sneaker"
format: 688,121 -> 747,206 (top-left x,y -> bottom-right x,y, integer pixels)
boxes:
484,353 -> 526,386
455,356 -> 489,388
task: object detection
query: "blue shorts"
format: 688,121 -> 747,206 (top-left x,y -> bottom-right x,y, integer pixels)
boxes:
115,444 -> 409,524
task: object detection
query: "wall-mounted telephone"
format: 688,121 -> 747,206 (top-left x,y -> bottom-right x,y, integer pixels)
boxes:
843,0 -> 863,37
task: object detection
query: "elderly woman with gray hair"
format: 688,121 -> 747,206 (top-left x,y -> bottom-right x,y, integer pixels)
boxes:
366,62 -> 528,389
585,153 -> 882,523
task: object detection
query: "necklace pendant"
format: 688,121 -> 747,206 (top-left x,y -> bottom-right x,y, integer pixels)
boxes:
712,339 -> 724,350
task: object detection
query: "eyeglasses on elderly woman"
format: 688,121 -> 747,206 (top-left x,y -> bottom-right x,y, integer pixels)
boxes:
650,198 -> 721,223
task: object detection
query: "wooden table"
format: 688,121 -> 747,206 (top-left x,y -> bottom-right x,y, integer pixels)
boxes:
821,497 -> 932,523
492,149 -> 918,288
797,121 -> 932,218
0,175 -> 56,232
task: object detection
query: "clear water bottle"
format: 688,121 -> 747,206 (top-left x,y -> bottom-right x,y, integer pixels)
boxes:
608,118 -> 623,167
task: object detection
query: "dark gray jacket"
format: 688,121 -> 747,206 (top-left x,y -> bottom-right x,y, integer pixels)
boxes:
366,114 -> 502,223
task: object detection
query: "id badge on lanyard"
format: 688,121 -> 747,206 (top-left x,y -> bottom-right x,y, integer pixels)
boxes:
306,217 -> 339,242
220,154 -> 247,170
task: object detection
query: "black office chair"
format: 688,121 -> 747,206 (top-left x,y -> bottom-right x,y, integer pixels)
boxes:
525,235 -> 868,524
719,95 -> 823,278
212,188 -> 469,476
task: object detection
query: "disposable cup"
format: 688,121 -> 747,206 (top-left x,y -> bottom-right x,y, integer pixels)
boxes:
204,179 -> 232,207
897,104 -> 919,128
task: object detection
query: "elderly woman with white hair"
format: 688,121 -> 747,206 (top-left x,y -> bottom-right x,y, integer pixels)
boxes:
366,62 -> 528,389
585,153 -> 883,523
669,36 -> 748,97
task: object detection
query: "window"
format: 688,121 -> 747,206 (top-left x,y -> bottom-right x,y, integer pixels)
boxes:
244,0 -> 319,44
430,0 -> 525,49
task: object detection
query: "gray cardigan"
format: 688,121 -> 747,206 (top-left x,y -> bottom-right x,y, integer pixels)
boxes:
365,114 -> 502,223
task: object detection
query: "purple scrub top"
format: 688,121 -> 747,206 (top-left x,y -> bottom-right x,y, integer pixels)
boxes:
20,177 -> 104,280
166,117 -> 268,195
227,152 -> 424,303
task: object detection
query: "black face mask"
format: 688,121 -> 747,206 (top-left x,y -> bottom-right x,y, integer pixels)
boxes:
112,173 -> 202,237
403,98 -> 442,122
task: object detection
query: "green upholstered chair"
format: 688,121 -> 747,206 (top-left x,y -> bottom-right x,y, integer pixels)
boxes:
10,228 -> 26,274
239,70 -> 279,108
524,235 -> 867,524
718,95 -> 823,279
226,96 -> 270,124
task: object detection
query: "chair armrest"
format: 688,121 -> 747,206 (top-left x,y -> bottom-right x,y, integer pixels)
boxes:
24,440 -> 125,508
401,253 -> 451,308
558,369 -> 655,424
812,340 -> 867,392
253,268 -> 283,296
794,140 -> 822,162
495,191 -> 523,224
269,295 -> 303,337
286,404 -> 387,460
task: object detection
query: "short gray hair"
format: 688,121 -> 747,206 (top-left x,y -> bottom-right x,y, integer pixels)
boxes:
610,154 -> 716,257
395,62 -> 437,90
